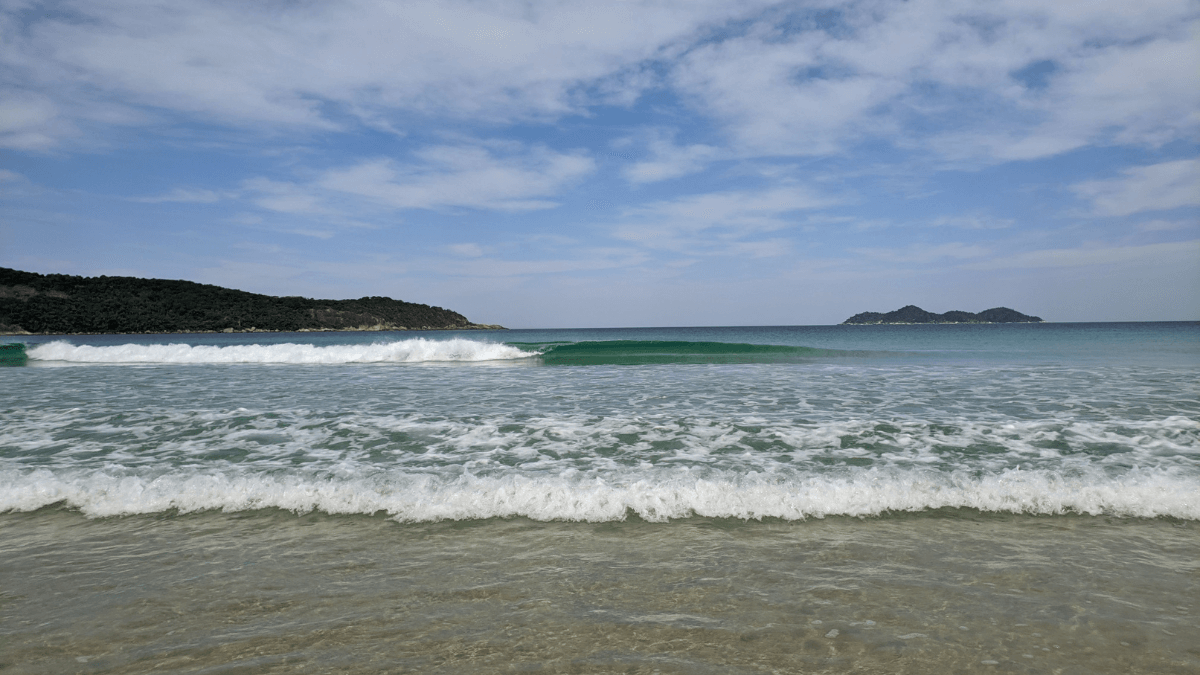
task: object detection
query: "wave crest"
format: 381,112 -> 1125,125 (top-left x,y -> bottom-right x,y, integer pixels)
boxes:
3,466 -> 1196,521
26,339 -> 535,364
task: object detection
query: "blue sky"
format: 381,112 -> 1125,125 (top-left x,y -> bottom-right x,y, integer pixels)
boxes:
1,0 -> 1197,327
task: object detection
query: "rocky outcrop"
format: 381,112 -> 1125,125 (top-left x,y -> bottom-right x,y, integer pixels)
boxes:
842,305 -> 1042,324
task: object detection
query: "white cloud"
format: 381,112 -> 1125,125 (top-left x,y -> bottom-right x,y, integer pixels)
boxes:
134,188 -> 225,204
672,0 -> 1199,161
850,242 -> 991,264
976,36 -> 1200,161
1137,220 -> 1193,232
3,0 -> 1195,167
317,144 -> 594,212
673,31 -> 899,156
928,215 -> 1013,230
725,238 -> 794,259
0,0 -> 769,146
243,178 -> 333,216
964,240 -> 1200,270
425,248 -> 650,278
614,186 -> 836,254
1072,159 -> 1200,217
233,141 -> 595,225
0,93 -> 67,150
447,243 -> 484,258
227,214 -> 263,226
623,138 -> 719,183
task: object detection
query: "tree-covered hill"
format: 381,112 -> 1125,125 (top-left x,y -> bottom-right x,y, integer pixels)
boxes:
842,305 -> 1043,324
0,267 -> 502,334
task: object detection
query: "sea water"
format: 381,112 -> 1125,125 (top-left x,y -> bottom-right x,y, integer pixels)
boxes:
1,323 -> 1197,673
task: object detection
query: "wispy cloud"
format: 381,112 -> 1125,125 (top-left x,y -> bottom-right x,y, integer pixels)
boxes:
1072,159 -> 1200,217
133,187 -> 226,204
446,243 -> 484,258
428,250 -> 650,278
1137,219 -> 1193,232
673,0 -> 1199,162
623,134 -> 719,184
6,1 -> 1193,164
851,242 -> 991,264
614,186 -> 838,255
231,141 -> 596,230
317,144 -> 594,212
0,93 -> 68,151
963,240 -> 1200,270
0,1 -> 765,148
243,178 -> 333,216
928,215 -> 1013,230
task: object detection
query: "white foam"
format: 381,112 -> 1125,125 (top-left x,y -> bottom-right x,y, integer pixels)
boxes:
3,407 -> 1196,482
26,339 -> 535,364
2,465 -> 1196,521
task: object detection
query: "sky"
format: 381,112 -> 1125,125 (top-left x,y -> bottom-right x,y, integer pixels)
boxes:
1,0 -> 1198,328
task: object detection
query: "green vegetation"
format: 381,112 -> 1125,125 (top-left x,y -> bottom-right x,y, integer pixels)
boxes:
842,305 -> 1043,325
0,267 -> 500,334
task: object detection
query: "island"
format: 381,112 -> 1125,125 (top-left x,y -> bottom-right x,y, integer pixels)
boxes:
0,267 -> 504,335
842,305 -> 1043,325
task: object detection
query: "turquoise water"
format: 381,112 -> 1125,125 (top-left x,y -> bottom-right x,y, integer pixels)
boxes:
1,323 -> 1198,672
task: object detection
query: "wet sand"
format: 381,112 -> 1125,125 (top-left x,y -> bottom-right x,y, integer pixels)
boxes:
2,508 -> 1196,674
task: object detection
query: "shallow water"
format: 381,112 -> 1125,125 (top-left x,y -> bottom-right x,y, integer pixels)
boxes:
2,509 -> 1197,674
2,322 -> 1198,672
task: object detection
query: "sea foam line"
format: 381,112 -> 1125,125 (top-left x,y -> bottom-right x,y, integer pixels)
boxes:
3,466 -> 1197,521
25,339 -> 535,364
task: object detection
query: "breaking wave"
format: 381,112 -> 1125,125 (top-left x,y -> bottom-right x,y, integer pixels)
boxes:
2,465 -> 1196,521
23,339 -> 865,366
25,339 -> 535,364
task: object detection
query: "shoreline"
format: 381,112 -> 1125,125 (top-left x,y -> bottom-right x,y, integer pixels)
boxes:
0,323 -> 507,337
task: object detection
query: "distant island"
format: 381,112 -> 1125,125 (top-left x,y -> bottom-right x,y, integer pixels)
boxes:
0,267 -> 504,335
842,305 -> 1043,325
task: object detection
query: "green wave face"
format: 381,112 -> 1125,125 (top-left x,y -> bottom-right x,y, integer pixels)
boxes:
0,343 -> 27,366
506,340 -> 846,365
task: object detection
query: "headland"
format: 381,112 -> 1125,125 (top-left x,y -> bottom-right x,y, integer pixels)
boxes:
0,267 -> 503,335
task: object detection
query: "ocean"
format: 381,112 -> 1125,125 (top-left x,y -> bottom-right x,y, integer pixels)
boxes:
1,323 -> 1197,674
